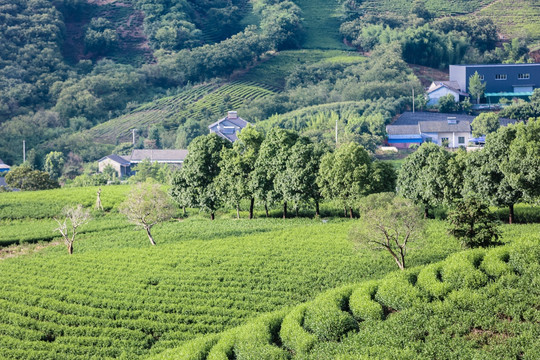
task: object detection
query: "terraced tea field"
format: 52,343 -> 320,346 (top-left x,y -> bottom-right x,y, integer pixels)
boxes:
357,0 -> 493,16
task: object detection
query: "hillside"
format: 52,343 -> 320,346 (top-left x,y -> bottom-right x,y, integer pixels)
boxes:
153,237 -> 540,359
0,186 -> 466,359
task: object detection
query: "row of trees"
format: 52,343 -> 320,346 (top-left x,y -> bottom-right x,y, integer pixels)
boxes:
398,119 -> 540,223
170,127 -> 396,220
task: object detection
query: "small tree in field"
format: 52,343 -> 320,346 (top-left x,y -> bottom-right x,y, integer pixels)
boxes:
119,183 -> 175,245
447,197 -> 500,248
352,193 -> 424,270
54,204 -> 91,255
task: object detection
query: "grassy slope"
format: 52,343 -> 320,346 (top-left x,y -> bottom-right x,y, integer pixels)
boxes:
155,233 -> 540,359
292,0 -> 348,50
358,0 -> 493,16
0,187 -> 463,359
472,0 -> 540,49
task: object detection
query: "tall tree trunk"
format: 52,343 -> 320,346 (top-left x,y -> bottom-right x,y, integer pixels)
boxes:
344,206 -> 347,217
249,198 -> 254,219
283,201 -> 287,219
509,203 -> 514,225
210,213 -> 215,221
145,227 -> 156,246
295,206 -> 299,217
265,204 -> 269,217
349,207 -> 353,219
67,242 -> 73,255
182,206 -> 186,217
315,200 -> 320,217
236,203 -> 240,219
424,206 -> 429,219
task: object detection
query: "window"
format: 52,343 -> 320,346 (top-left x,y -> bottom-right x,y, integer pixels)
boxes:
441,137 -> 449,147
425,137 -> 432,143
478,74 -> 484,80
518,73 -> 530,80
458,136 -> 465,144
495,74 -> 507,80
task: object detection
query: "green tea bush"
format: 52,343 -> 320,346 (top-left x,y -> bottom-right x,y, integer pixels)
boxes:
206,331 -> 237,360
234,311 -> 289,360
279,304 -> 318,354
480,247 -> 513,278
375,269 -> 422,311
303,286 -> 358,342
146,334 -> 219,360
441,250 -> 488,290
349,281 -> 384,322
416,263 -> 452,300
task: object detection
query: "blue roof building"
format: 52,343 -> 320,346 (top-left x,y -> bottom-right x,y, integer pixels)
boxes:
0,159 -> 10,173
449,63 -> 540,102
208,111 -> 250,142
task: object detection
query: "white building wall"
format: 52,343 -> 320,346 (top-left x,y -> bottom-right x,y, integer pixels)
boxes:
437,132 -> 470,148
427,87 -> 460,106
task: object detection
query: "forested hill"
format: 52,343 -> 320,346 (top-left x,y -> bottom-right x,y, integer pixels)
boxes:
0,0 -> 539,171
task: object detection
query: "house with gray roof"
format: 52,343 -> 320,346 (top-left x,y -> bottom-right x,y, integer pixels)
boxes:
128,149 -> 188,166
427,81 -> 469,106
98,149 -> 189,178
386,112 -> 516,148
209,111 -> 250,142
98,154 -> 131,178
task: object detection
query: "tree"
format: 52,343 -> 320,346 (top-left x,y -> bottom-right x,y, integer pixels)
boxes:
468,71 -> 486,104
169,169 -> 191,217
252,128 -> 298,218
215,126 -> 264,219
464,125 -> 522,224
54,204 -> 91,255
437,94 -> 458,113
318,143 -> 372,218
410,0 -> 432,21
5,166 -> 60,191
471,112 -> 500,138
447,197 -> 500,248
172,133 -> 230,220
370,161 -> 397,194
397,142 -> 450,218
44,151 -> 65,180
276,139 -> 326,217
353,193 -> 424,270
503,118 -> 540,201
119,182 -> 175,245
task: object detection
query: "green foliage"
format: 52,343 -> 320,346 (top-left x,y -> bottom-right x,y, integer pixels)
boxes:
374,269 -> 423,310
441,249 -> 488,289
4,166 -> 60,191
468,71 -> 486,105
447,197 -> 501,248
503,118 -> 540,201
84,18 -> 118,54
499,90 -> 540,121
44,151 -> 65,181
303,286 -> 358,341
280,305 -> 318,354
471,112 -> 500,138
437,93 -> 459,113
397,142 -> 451,216
348,281 -> 384,321
129,159 -> 173,184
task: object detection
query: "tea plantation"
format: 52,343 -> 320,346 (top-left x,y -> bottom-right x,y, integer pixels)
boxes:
0,186 -> 538,359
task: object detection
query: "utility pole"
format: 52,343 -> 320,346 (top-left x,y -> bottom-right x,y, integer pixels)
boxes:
132,129 -> 138,145
23,140 -> 26,163
412,87 -> 415,113
335,118 -> 338,147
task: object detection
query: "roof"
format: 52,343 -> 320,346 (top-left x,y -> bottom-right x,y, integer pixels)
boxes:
427,81 -> 468,96
98,154 -> 130,166
392,112 -> 477,125
419,120 -> 471,133
485,92 -> 533,97
129,149 -> 188,163
0,164 -> 10,170
451,63 -> 540,68
387,112 -> 516,136
209,112 -> 251,142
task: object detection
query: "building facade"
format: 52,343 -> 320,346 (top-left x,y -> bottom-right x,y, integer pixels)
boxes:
449,63 -> 540,101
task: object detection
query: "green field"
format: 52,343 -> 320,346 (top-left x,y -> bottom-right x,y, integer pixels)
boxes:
358,0 -> 493,16
159,235 -> 540,359
472,0 -> 540,49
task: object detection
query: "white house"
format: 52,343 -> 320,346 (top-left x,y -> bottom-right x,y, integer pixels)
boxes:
427,81 -> 469,106
208,111 -> 250,142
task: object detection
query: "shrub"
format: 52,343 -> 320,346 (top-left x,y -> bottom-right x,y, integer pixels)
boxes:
447,198 -> 500,248
480,247 -> 513,278
207,331 -> 237,360
416,263 -> 452,300
375,269 -> 423,311
303,286 -> 358,342
149,334 -> 219,360
441,250 -> 488,290
279,304 -> 317,354
234,311 -> 289,360
349,281 -> 384,322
